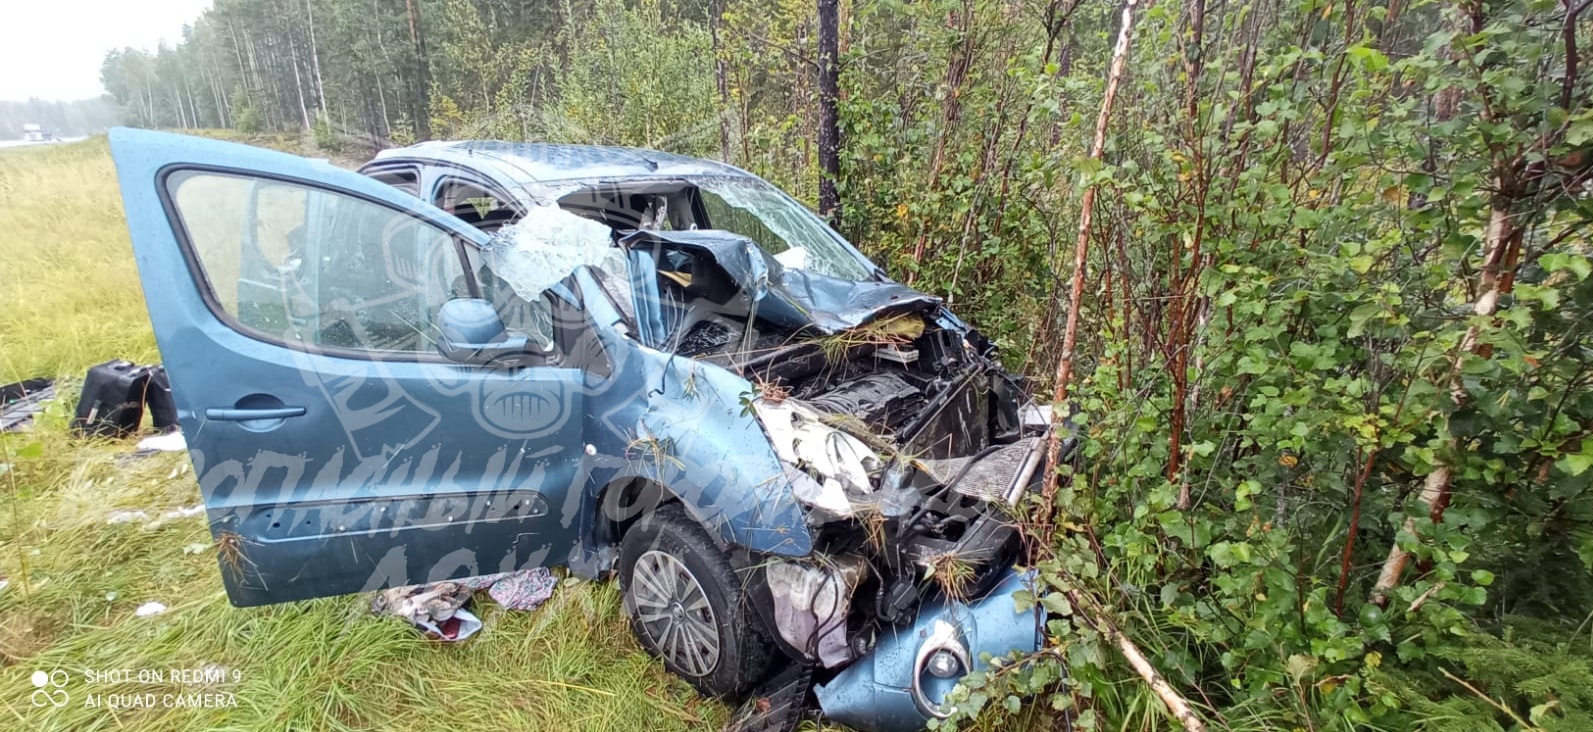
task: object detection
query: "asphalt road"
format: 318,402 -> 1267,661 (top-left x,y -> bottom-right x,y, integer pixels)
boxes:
0,136 -> 88,149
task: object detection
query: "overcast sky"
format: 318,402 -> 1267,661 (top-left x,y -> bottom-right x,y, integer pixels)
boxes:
0,0 -> 216,102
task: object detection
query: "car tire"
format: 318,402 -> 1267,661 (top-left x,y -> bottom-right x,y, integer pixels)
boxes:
619,502 -> 775,698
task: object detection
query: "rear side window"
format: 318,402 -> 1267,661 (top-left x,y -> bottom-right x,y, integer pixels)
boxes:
435,178 -> 518,232
165,170 -> 469,355
367,168 -> 420,195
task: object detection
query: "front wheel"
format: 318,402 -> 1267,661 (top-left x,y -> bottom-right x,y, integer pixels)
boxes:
618,503 -> 775,698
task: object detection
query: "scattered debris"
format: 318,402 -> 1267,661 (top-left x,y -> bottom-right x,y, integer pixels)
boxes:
724,663 -> 814,732
134,601 -> 167,617
373,582 -> 480,641
135,430 -> 186,453
182,542 -> 210,555
422,608 -> 482,641
106,504 -> 205,530
198,663 -> 231,686
483,567 -> 557,611
371,568 -> 557,641
143,504 -> 204,530
0,378 -> 54,432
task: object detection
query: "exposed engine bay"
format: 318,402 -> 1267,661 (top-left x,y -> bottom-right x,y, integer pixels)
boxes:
625,228 -> 1052,670
487,181 -> 1065,726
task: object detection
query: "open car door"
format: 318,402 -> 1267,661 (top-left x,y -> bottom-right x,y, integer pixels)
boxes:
109,128 -> 590,606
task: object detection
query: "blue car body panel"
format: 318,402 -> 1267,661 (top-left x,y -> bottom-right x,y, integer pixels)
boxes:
109,128 -> 810,606
560,266 -> 812,557
814,569 -> 1045,732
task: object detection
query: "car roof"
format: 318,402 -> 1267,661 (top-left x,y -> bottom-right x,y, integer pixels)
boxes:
368,140 -> 756,202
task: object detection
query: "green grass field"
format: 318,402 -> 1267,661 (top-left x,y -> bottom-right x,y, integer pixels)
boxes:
0,137 -> 730,731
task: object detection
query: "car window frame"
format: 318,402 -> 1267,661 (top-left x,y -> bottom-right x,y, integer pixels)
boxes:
156,163 -> 487,365
369,167 -> 421,195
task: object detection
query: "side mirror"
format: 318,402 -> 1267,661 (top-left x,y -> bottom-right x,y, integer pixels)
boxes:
436,298 -> 531,364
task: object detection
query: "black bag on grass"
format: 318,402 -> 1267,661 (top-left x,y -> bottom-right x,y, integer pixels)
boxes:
143,365 -> 178,432
72,360 -> 153,437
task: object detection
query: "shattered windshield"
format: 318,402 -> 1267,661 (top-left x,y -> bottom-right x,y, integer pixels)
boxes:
695,178 -> 872,282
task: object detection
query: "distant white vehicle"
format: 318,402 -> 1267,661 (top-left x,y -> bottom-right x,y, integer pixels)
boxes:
22,124 -> 50,142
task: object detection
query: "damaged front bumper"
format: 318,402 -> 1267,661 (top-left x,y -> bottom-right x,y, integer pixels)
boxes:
813,569 -> 1043,732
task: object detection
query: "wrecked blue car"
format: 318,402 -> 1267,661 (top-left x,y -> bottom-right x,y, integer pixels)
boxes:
110,128 -> 1068,731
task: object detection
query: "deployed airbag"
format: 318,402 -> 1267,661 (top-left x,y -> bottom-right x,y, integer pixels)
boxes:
485,204 -> 628,301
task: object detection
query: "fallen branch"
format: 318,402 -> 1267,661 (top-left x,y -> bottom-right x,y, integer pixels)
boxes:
1406,581 -> 1446,614
1440,667 -> 1540,731
1069,588 -> 1208,732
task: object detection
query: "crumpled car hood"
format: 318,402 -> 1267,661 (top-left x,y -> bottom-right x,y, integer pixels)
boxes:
620,229 -> 942,333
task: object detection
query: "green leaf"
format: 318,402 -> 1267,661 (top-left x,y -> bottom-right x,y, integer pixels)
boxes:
1286,654 -> 1318,681
1560,439 -> 1593,476
1348,301 -> 1383,337
1041,592 -> 1073,616
1346,45 -> 1390,72
1530,701 -> 1561,725
1562,453 -> 1593,476
1567,112 -> 1593,146
1207,541 -> 1254,568
1541,252 -> 1592,280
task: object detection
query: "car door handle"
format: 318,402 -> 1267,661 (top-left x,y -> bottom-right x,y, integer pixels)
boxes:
205,407 -> 306,421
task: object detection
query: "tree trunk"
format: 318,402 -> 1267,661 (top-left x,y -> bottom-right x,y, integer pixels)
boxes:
305,0 -> 328,119
1370,199 -> 1515,605
371,0 -> 395,140
405,0 -> 432,140
1042,0 -> 1153,531
907,0 -> 976,282
712,0 -> 734,163
817,0 -> 843,224
288,28 -> 312,131
1169,0 -> 1208,509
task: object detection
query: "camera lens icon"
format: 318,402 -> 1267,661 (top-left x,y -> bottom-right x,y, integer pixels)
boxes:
30,669 -> 69,707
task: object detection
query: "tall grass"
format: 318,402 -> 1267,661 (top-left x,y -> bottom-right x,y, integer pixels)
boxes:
0,137 -> 723,731
0,139 -> 159,379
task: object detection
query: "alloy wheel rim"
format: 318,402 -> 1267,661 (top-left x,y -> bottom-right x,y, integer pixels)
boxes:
628,550 -> 721,676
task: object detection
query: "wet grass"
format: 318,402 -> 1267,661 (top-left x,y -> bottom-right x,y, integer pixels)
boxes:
0,137 -> 726,731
